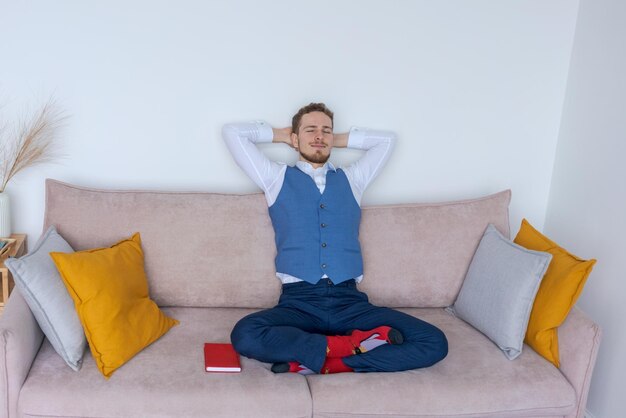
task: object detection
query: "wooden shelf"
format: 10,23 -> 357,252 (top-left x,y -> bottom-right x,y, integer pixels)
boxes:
0,234 -> 28,312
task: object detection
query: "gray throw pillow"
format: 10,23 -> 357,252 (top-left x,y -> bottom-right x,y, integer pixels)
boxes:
5,226 -> 86,371
447,224 -> 552,360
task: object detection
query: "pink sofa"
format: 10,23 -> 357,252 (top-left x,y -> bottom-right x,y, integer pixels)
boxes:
0,179 -> 601,417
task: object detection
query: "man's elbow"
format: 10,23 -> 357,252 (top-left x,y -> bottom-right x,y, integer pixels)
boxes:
221,124 -> 238,143
385,131 -> 398,150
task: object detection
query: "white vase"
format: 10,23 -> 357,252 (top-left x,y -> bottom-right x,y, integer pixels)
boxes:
0,192 -> 12,238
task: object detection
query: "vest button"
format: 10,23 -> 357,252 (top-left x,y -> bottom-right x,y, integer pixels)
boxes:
321,242 -> 327,248
321,223 -> 327,228
321,263 -> 327,269
320,203 -> 325,209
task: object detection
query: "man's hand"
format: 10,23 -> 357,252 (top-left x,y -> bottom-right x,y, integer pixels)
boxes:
333,132 -> 348,148
272,127 -> 294,148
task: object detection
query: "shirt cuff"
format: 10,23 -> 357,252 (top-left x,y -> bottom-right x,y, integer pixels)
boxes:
347,126 -> 367,149
254,120 -> 274,143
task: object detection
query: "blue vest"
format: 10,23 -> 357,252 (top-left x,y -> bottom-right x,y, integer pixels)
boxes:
268,166 -> 363,284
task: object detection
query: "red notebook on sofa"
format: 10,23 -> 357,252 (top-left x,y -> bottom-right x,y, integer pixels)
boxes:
204,343 -> 241,372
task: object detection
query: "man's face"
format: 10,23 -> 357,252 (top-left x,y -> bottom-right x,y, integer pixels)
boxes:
291,111 -> 334,168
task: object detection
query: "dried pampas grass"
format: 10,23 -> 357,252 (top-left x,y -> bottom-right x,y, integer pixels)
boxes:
0,98 -> 67,192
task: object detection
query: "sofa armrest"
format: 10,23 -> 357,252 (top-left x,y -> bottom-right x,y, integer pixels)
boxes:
0,291 -> 44,418
559,306 -> 602,418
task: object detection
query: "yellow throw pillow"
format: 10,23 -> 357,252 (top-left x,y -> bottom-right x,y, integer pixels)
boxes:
513,219 -> 595,367
50,233 -> 178,378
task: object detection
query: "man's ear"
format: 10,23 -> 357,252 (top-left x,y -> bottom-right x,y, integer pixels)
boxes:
291,132 -> 299,149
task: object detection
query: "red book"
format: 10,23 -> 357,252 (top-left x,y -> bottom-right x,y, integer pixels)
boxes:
204,343 -> 241,372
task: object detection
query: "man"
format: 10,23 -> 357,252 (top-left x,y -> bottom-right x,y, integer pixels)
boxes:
223,103 -> 447,374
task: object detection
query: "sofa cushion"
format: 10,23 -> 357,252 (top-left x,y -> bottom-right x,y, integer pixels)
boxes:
19,307 -> 575,418
5,226 -> 86,371
447,224 -> 552,360
18,307 -> 313,418
514,219 -> 596,367
307,308 -> 576,418
43,180 -> 511,309
50,233 -> 179,378
43,179 -> 280,309
359,189 -> 511,308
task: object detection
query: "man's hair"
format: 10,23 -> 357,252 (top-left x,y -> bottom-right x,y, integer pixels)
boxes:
291,102 -> 334,134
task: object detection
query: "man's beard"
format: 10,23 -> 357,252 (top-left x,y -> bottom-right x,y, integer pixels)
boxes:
299,149 -> 330,165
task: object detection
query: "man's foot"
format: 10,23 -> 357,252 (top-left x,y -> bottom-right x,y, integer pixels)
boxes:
271,361 -> 315,375
326,326 -> 403,358
320,357 -> 353,374
271,358 -> 353,375
359,328 -> 404,352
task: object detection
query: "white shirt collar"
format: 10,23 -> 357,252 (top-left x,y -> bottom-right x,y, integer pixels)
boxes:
295,160 -> 336,175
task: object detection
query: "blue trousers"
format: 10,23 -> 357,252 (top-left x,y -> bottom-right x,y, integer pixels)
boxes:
231,279 -> 448,373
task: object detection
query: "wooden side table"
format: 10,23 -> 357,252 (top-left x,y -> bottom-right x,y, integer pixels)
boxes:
0,234 -> 27,309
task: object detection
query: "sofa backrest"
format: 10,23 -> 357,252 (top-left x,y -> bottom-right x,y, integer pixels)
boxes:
43,179 -> 510,309
359,191 -> 510,307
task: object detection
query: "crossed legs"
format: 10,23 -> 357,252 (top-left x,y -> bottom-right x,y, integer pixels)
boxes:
230,280 -> 448,373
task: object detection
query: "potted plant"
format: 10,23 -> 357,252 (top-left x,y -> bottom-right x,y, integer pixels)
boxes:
0,98 -> 65,237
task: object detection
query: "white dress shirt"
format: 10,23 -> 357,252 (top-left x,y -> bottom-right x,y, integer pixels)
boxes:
222,121 -> 396,284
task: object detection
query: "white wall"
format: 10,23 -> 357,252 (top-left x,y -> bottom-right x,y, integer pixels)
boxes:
6,2 -> 625,415
0,0 -> 578,244
544,0 -> 626,416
